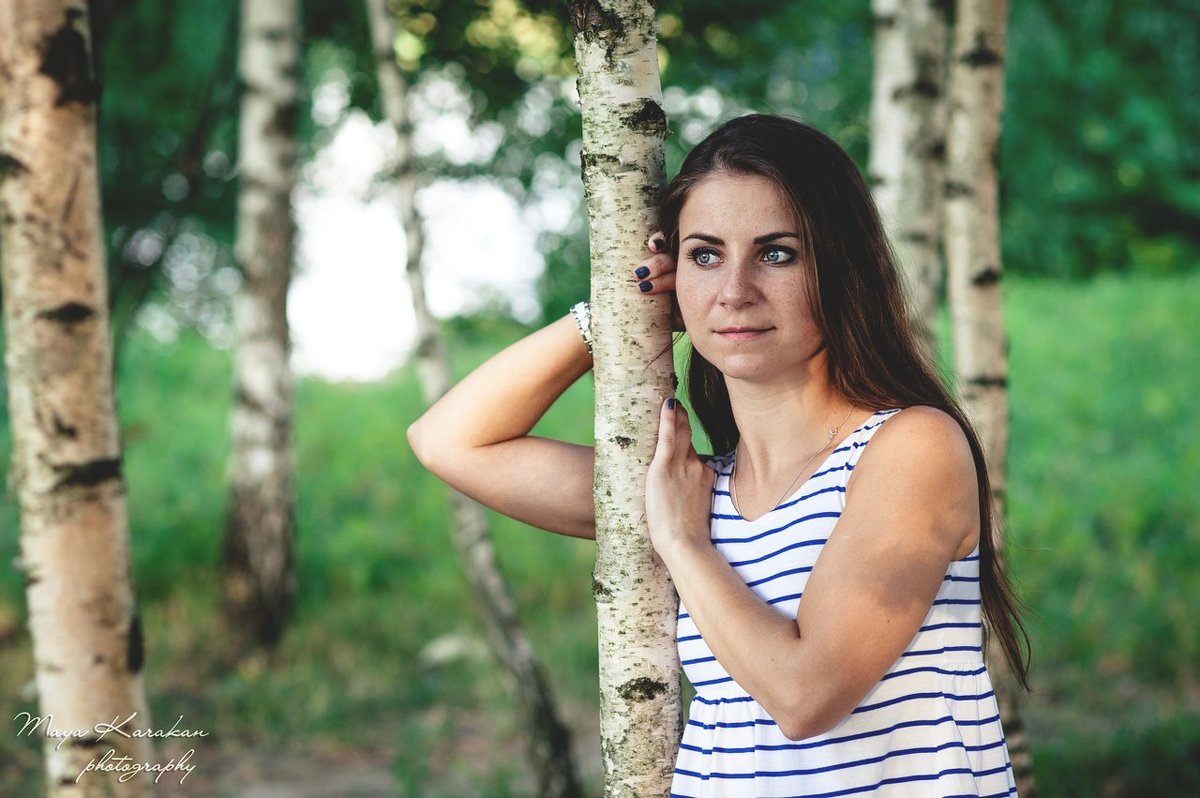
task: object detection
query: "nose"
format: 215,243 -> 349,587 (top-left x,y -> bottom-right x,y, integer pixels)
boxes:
717,258 -> 759,308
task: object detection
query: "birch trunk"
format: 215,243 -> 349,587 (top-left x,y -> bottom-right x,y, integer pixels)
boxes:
869,0 -> 949,355
365,2 -> 582,795
943,1 -> 1035,794
0,2 -> 155,794
569,2 -> 678,795
222,0 -> 299,648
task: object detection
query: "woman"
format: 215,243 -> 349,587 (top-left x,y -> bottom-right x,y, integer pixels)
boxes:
408,114 -> 1027,797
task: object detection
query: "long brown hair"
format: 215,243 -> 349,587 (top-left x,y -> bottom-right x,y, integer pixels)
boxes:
660,114 -> 1030,688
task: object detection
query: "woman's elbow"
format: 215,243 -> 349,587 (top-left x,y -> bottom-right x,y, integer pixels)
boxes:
776,714 -> 836,743
770,694 -> 848,742
406,415 -> 439,472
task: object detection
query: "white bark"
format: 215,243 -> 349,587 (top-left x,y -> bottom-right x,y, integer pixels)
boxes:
944,0 -> 1008,515
365,2 -> 582,795
570,2 -> 678,796
944,1 -> 1034,794
222,0 -> 299,646
869,0 -> 949,353
0,2 -> 155,794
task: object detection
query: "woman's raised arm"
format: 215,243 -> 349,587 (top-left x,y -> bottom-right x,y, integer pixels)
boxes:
407,314 -> 597,539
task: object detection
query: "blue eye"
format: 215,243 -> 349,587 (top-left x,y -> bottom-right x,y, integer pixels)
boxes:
688,248 -> 720,267
762,246 -> 795,265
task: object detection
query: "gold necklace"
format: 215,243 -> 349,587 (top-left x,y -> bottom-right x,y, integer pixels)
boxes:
730,406 -> 855,518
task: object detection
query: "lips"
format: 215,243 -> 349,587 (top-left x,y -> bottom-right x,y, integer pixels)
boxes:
716,326 -> 773,341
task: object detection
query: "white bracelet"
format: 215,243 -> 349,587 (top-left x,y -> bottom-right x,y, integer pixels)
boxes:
569,301 -> 592,354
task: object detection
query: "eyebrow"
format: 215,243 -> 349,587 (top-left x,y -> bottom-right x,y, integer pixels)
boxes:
680,231 -> 800,245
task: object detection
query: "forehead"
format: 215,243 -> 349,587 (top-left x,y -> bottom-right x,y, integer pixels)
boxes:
678,171 -> 798,232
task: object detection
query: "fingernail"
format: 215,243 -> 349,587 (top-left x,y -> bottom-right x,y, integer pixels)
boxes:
652,237 -> 666,252
666,398 -> 676,410
638,281 -> 653,293
635,266 -> 650,279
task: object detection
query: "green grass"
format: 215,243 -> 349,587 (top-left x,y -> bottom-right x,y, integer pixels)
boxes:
1,271 -> 1198,795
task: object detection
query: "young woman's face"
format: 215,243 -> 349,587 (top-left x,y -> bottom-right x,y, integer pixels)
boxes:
675,171 -> 824,385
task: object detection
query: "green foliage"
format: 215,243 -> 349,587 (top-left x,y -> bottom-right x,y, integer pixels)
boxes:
1003,0 -> 1200,277
1005,273 -> 1200,685
1034,711 -> 1200,797
95,0 -> 241,336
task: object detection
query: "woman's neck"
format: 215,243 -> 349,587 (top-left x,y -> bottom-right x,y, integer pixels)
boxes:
725,351 -> 848,469
729,381 -> 846,473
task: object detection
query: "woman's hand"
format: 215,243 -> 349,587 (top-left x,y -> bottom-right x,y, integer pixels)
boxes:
645,398 -> 715,558
632,233 -> 684,331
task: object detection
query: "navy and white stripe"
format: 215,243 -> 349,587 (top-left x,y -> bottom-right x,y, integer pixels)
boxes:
672,409 -> 1016,797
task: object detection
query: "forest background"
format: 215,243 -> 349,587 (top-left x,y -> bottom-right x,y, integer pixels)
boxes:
1,0 -> 1198,795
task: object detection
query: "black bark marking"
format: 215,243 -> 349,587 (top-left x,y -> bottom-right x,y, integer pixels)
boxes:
613,435 -> 634,449
624,99 -> 667,136
234,386 -> 269,417
911,76 -> 942,99
415,333 -> 439,359
592,577 -> 613,602
944,179 -> 974,199
268,102 -> 297,141
39,8 -> 100,106
52,457 -> 122,490
927,138 -> 947,162
618,676 -> 668,702
570,0 -> 625,43
874,13 -> 898,30
579,150 -> 621,176
962,32 -> 1002,68
900,230 -> 932,245
53,414 -> 79,439
37,302 -> 95,324
0,153 -> 29,180
968,374 -> 1007,389
127,612 -> 145,673
972,266 -> 1001,286
75,736 -> 104,749
258,26 -> 292,43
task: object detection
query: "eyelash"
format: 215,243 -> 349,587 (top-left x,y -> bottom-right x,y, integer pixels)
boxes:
684,246 -> 797,267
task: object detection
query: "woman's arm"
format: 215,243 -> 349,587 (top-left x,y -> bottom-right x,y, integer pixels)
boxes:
409,236 -> 676,540
645,402 -> 979,740
407,314 -> 597,539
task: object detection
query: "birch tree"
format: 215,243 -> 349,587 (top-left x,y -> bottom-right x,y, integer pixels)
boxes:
365,1 -> 582,795
222,0 -> 299,647
868,0 -> 949,354
569,2 -> 678,795
943,0 -> 1035,794
0,2 -> 155,794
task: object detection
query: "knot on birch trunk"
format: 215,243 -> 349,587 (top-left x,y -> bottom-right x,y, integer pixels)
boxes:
617,676 -> 668,702
623,99 -> 667,136
39,8 -> 101,107
0,153 -> 30,179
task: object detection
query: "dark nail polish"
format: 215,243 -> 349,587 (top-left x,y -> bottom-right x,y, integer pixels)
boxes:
666,398 -> 676,410
653,237 -> 666,251
638,280 -> 653,293
635,266 -> 650,279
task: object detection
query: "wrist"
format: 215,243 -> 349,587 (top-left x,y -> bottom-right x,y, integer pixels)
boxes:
655,529 -> 714,568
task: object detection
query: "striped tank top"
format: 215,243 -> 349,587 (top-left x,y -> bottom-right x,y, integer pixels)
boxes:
672,409 -> 1017,798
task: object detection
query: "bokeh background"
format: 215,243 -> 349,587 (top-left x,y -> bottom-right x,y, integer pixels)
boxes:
2,0 -> 1198,795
